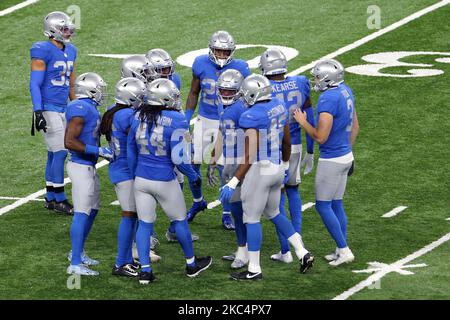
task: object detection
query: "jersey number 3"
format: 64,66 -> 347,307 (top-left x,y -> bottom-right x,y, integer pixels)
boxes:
51,61 -> 73,86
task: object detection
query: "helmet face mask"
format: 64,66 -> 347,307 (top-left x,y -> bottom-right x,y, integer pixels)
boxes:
43,12 -> 75,43
216,69 -> 244,106
145,49 -> 175,78
208,31 -> 236,68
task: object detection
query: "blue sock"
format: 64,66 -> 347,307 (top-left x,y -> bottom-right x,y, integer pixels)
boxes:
275,192 -> 291,254
116,216 -> 137,266
127,220 -> 138,263
230,202 -> 246,246
168,221 -> 176,234
189,164 -> 203,200
246,222 -> 262,252
70,212 -> 89,265
286,186 -> 302,234
82,209 -> 98,248
332,199 -> 347,241
271,212 -> 296,240
173,220 -> 195,263
52,150 -> 68,202
136,220 -> 153,272
45,151 -> 55,201
316,200 -> 347,248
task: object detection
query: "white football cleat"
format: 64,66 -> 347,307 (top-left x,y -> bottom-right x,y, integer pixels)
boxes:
67,250 -> 99,266
329,247 -> 354,266
67,264 -> 99,276
150,236 -> 160,250
270,251 -> 293,263
324,248 -> 339,261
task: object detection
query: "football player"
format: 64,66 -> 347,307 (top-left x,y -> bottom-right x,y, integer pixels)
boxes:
127,79 -> 212,284
121,55 -> 158,83
100,77 -> 148,277
65,73 -> 112,276
30,11 -> 77,214
293,59 -> 359,266
259,48 -> 315,263
145,48 -> 181,89
209,69 -> 248,269
220,74 -> 314,280
185,30 -> 251,230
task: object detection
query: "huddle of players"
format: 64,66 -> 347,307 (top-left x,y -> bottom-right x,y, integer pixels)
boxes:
30,12 -> 359,284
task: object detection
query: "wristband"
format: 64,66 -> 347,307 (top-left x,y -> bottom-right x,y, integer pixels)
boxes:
227,176 -> 240,189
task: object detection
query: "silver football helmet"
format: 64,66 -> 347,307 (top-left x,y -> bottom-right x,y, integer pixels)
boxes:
217,69 -> 244,106
239,74 -> 272,106
115,77 -> 146,108
259,48 -> 287,76
146,78 -> 181,110
121,55 -> 158,83
208,30 -> 236,68
310,59 -> 345,92
75,73 -> 107,104
43,11 -> 75,43
145,48 -> 175,78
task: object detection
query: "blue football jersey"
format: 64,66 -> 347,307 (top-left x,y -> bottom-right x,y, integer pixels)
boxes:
316,83 -> 355,158
30,40 -> 77,112
108,106 -> 135,184
128,110 -> 190,181
270,76 -> 310,145
219,99 -> 246,161
169,72 -> 182,90
239,98 -> 288,164
65,98 -> 100,166
192,55 -> 251,120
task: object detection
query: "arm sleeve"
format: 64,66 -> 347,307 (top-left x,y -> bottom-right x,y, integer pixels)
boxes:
29,70 -> 45,111
127,123 -> 138,178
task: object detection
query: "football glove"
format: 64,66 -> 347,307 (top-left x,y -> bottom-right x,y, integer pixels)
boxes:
34,110 -> 47,133
219,177 -> 239,203
301,152 -> 314,175
98,147 -> 113,161
206,164 -> 219,186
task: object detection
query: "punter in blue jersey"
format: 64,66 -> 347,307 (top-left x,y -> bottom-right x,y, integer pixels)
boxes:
294,59 -> 359,267
99,77 -> 148,277
30,11 -> 78,215
259,48 -> 316,263
208,69 -> 249,269
185,31 -> 251,230
64,73 -> 112,276
220,74 -> 314,281
127,79 -> 212,284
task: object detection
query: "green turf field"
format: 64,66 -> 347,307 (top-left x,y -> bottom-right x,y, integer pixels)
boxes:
0,0 -> 449,300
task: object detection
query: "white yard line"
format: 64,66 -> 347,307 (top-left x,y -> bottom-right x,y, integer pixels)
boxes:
0,196 -> 45,202
287,0 -> 450,76
382,206 -> 408,218
0,0 -> 39,17
1,1 -> 448,217
333,232 -> 450,300
0,160 -> 108,216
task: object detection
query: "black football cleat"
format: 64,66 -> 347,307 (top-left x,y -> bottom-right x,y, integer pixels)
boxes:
300,252 -> 315,274
54,200 -> 74,215
138,271 -> 156,285
186,256 -> 212,278
44,198 -> 56,210
229,270 -> 262,281
112,264 -> 138,277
